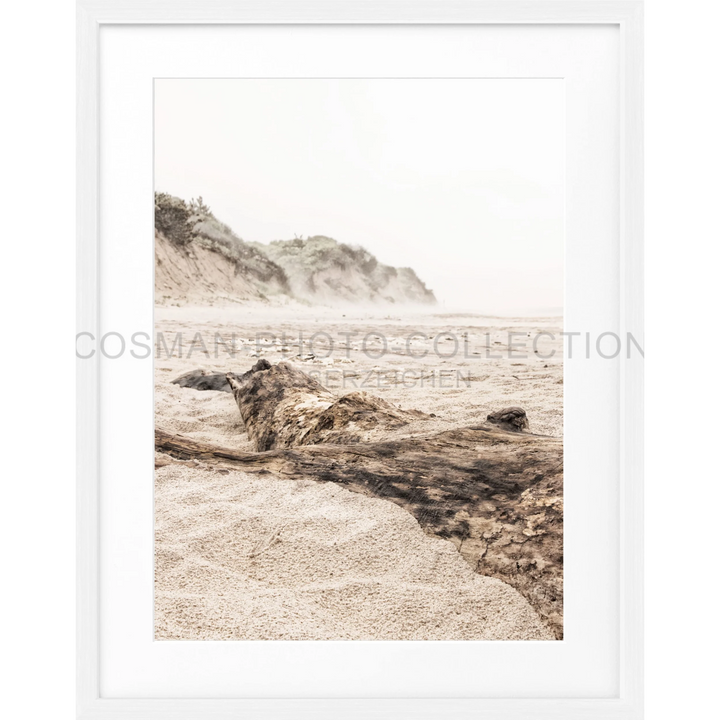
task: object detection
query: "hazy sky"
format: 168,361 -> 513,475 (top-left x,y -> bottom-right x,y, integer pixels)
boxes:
155,79 -> 564,314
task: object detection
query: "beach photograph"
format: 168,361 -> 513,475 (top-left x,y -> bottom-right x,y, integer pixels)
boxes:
153,79 -> 565,641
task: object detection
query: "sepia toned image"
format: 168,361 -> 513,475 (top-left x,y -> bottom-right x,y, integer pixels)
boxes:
153,79 -> 564,641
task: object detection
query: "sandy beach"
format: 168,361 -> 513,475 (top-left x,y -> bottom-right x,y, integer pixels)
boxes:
155,303 -> 563,640
155,462 -> 553,641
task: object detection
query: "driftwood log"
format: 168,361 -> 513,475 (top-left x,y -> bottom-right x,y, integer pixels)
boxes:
162,360 -> 564,638
174,360 -> 428,449
225,360 -> 428,449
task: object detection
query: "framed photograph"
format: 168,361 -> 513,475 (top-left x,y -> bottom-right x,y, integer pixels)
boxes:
77,1 -> 643,717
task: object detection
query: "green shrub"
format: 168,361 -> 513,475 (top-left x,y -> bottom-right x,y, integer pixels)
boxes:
154,192 -> 193,246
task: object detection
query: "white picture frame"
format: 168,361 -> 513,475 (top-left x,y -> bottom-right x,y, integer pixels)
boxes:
77,1 -> 643,718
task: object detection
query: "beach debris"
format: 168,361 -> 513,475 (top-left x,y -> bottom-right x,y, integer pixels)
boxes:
486,407 -> 529,432
248,523 -> 287,559
171,368 -> 233,392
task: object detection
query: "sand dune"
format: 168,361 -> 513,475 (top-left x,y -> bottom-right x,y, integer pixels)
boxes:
154,193 -> 436,306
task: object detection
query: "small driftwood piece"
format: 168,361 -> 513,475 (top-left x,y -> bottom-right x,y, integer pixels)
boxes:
486,406 -> 529,431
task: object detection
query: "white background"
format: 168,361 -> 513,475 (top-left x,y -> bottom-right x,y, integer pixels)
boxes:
98,22 -> 618,699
